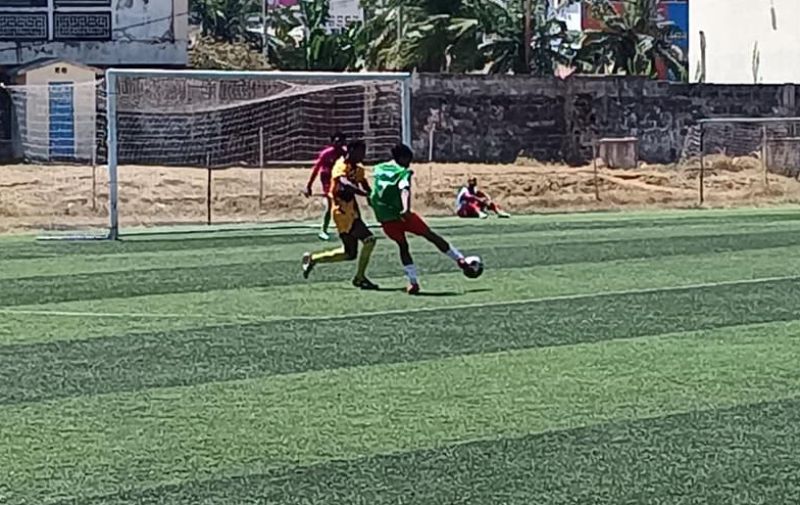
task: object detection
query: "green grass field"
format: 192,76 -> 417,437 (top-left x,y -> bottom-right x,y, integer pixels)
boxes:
2,208 -> 800,504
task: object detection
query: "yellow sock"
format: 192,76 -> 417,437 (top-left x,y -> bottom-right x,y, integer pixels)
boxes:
311,247 -> 348,264
355,238 -> 376,279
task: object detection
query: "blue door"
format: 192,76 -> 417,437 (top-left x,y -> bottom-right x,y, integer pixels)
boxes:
49,82 -> 75,160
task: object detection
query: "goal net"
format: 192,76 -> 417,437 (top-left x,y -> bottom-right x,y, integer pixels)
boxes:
105,69 -> 411,239
2,80 -> 106,236
2,70 -> 411,238
680,117 -> 800,204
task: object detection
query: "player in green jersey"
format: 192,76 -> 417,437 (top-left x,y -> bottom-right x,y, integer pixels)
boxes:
370,143 -> 471,294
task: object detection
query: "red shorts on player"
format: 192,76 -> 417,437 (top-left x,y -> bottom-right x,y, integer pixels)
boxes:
381,212 -> 431,243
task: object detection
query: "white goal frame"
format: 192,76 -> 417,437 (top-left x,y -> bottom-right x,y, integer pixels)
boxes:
105,68 -> 413,240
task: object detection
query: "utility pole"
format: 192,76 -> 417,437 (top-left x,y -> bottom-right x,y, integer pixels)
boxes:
524,0 -> 532,72
262,0 -> 268,58
396,3 -> 403,71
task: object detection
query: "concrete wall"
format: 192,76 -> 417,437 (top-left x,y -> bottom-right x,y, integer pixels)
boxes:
412,74 -> 800,164
0,0 -> 188,67
413,74 -> 567,163
689,0 -> 800,84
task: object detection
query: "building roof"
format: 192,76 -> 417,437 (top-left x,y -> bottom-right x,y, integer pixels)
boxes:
7,57 -> 100,77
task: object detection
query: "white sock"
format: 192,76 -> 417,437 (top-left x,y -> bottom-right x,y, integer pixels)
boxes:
446,247 -> 464,262
403,264 -> 419,284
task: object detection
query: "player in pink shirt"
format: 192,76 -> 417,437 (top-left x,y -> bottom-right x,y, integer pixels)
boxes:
305,132 -> 347,240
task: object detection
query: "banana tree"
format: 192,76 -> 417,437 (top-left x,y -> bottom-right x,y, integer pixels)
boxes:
266,0 -> 362,71
480,0 -> 576,75
577,0 -> 687,80
192,0 -> 261,43
360,0 -> 486,72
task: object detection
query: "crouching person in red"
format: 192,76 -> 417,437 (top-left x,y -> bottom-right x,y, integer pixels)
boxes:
456,177 -> 510,219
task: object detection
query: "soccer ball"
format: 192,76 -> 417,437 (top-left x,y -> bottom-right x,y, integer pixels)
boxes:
462,255 -> 484,279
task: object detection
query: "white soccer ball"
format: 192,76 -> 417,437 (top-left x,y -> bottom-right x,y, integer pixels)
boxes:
462,255 -> 484,279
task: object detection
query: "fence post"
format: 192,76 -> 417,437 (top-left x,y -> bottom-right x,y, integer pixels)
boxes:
428,126 -> 435,162
762,124 -> 769,187
699,125 -> 705,205
206,153 -> 212,225
258,127 -> 265,213
91,145 -> 97,211
592,140 -> 600,201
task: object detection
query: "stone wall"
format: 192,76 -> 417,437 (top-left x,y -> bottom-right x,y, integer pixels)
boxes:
411,74 -> 800,164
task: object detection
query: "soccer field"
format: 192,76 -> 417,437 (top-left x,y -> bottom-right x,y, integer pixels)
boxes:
2,208 -> 800,504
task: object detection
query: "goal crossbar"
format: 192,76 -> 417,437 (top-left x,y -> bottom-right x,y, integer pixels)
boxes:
698,117 -> 800,125
105,69 -> 413,240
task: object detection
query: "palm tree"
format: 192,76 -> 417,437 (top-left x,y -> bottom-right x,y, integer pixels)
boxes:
577,0 -> 687,80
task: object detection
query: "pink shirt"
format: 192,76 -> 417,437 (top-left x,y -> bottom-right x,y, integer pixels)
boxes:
315,146 -> 342,176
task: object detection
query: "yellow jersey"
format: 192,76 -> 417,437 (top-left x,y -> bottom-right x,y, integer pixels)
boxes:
329,158 -> 366,234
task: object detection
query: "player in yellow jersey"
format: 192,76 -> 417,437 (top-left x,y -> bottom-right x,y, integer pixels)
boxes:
301,140 -> 379,290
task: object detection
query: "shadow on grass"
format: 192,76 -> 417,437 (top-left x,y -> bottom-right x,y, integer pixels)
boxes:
374,287 -> 492,297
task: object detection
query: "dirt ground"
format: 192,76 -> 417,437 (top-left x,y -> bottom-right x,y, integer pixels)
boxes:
2,155 -> 800,233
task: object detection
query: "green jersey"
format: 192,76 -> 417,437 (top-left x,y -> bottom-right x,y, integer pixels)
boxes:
370,161 -> 413,223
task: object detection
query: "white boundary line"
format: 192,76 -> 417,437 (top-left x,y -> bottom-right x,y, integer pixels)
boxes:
1,274 -> 798,322
0,309 -> 217,319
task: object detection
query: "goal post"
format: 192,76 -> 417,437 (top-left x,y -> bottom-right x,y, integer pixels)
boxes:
104,69 -> 413,240
688,117 -> 800,205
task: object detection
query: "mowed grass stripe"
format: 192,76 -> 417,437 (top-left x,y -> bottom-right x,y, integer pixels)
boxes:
7,244 -> 800,346
5,228 -> 800,306
15,242 -> 800,324
3,324 -> 799,504
8,219 -> 800,280
4,276 -> 800,404
54,397 -> 800,505
4,207 -> 800,261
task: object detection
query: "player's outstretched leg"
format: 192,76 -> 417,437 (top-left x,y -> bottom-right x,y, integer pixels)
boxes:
421,228 -> 469,273
302,233 -> 357,279
302,246 -> 348,279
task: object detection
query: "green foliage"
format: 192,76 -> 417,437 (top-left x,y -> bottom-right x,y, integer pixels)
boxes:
359,0 -> 484,72
577,0 -> 687,80
267,0 -> 363,70
189,36 -> 269,70
188,0 -> 687,79
191,0 -> 261,43
480,0 -> 576,75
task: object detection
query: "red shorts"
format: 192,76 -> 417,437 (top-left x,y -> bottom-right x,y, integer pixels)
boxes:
381,212 -> 431,243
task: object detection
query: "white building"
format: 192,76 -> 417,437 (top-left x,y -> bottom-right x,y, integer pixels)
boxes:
550,0 -> 582,33
0,0 -> 189,68
689,0 -> 800,84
